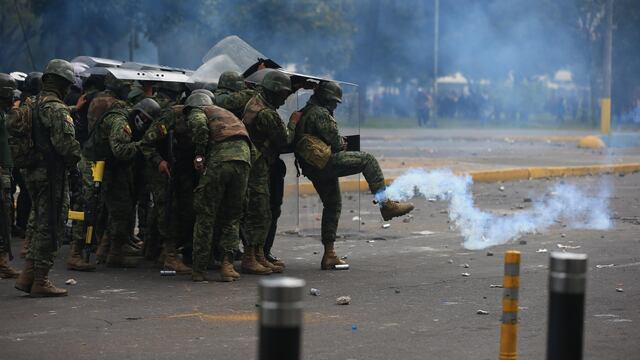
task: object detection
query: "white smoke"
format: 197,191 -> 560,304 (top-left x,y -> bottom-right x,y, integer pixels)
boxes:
383,169 -> 612,250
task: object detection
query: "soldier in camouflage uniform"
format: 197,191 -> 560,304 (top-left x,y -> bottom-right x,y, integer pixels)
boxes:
140,82 -> 193,273
186,93 -> 253,282
13,60 -> 81,297
214,71 -> 256,119
84,81 -> 155,268
0,73 -> 21,279
241,71 -> 297,275
294,81 -> 414,270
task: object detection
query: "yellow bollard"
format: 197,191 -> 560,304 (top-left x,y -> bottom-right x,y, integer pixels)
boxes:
499,250 -> 521,360
600,98 -> 611,135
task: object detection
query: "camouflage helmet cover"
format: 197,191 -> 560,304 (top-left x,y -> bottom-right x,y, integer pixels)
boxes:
191,88 -> 215,102
184,92 -> 213,110
218,71 -> 245,92
316,81 -> 342,103
43,59 -> 75,84
261,71 -> 292,93
0,73 -> 17,99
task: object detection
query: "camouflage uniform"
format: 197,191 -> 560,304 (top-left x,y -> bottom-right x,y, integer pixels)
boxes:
0,105 -> 20,278
214,88 -> 256,119
295,99 -> 385,245
242,92 -> 296,250
188,104 -> 252,280
140,105 -> 195,272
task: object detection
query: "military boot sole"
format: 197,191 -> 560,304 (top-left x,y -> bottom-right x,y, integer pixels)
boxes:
14,282 -> 32,294
29,290 -> 68,298
381,205 -> 415,221
219,275 -> 239,282
240,267 -> 273,275
66,264 -> 97,272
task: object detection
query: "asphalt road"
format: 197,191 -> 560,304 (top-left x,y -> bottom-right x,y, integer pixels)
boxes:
1,170 -> 638,360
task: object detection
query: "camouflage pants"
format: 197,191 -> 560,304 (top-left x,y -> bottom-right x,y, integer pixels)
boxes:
103,162 -> 135,246
25,167 -> 69,268
306,151 -> 386,244
264,158 -> 286,254
1,171 -> 11,257
149,165 -> 196,256
243,156 -> 271,248
192,161 -> 249,273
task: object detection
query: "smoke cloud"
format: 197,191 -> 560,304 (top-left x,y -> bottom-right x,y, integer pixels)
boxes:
384,169 -> 612,250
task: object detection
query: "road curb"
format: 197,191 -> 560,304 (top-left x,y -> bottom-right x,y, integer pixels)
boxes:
290,163 -> 640,195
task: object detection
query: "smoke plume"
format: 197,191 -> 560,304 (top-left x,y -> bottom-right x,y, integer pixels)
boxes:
384,169 -> 612,250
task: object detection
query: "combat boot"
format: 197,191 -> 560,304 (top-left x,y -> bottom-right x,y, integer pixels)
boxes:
14,260 -> 34,293
321,242 -> 348,270
0,254 -> 20,279
379,199 -> 415,221
255,247 -> 283,273
66,243 -> 96,272
220,254 -> 240,282
95,234 -> 110,264
106,238 -> 141,268
164,254 -> 192,275
20,236 -> 30,259
30,266 -> 67,297
265,253 -> 286,268
192,271 -> 214,282
241,246 -> 272,275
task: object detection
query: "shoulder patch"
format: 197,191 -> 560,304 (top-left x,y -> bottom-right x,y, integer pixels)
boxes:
123,124 -> 132,135
65,114 -> 74,125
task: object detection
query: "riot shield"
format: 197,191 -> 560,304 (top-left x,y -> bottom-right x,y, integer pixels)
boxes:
277,83 -> 361,238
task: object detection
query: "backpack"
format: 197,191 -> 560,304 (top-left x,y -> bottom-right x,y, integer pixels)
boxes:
6,95 -> 62,168
294,105 -> 331,170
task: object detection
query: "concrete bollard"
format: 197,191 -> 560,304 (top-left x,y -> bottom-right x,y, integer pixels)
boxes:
499,250 -> 521,360
258,277 -> 306,360
546,252 -> 587,360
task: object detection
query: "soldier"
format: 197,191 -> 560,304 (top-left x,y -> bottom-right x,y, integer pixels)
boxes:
294,81 -> 414,270
14,60 -> 81,297
84,95 -> 159,268
0,73 -> 21,279
186,93 -> 252,282
241,71 -> 297,275
140,82 -> 193,273
214,71 -> 256,119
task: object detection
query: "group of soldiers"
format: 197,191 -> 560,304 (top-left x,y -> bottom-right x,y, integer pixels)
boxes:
0,58 -> 414,297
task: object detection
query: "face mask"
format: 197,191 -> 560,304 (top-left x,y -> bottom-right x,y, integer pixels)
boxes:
325,100 -> 338,113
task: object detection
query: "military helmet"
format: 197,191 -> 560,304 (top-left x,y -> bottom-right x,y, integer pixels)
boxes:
132,98 -> 161,120
316,81 -> 342,103
24,72 -> 43,95
218,71 -> 245,92
127,86 -> 145,103
191,88 -> 215,102
261,71 -> 292,93
184,92 -> 213,110
0,73 -> 17,99
104,72 -> 132,90
43,59 -> 75,84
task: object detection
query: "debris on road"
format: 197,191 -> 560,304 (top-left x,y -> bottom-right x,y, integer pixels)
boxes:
557,244 -> 581,250
523,198 -> 532,203
394,289 -> 401,294
616,288 -> 624,293
519,240 -> 527,245
402,215 -> 413,223
499,186 -> 505,192
486,251 -> 494,256
447,259 -> 454,264
595,264 -> 615,269
65,279 -> 77,285
461,273 -> 471,277
428,198 -> 437,202
461,264 -> 470,268
382,223 -> 391,229
340,255 -> 348,260
490,284 -> 503,288
366,240 -> 375,243
476,310 -> 489,315
351,216 -> 360,221
536,248 -> 548,253
310,288 -> 320,296
336,296 -> 351,305
561,233 -> 567,238
160,270 -> 176,276
413,230 -> 435,236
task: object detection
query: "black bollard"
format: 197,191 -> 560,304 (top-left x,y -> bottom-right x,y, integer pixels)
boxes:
259,277 -> 305,360
546,252 -> 588,360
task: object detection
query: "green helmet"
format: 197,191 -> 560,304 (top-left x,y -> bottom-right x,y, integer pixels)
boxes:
218,71 -> 245,92
316,81 -> 342,103
43,59 -> 75,84
184,92 -> 213,110
0,73 -> 17,99
261,71 -> 292,93
127,86 -> 145,103
132,98 -> 161,120
191,89 -> 215,102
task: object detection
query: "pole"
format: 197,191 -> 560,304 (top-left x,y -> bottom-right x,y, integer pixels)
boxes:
432,0 -> 439,125
600,0 -> 613,134
546,252 -> 587,360
259,277 -> 305,360
499,250 -> 520,360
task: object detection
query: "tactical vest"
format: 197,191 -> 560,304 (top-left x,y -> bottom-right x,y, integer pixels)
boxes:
6,95 -> 62,168
87,92 -> 118,133
242,94 -> 273,158
204,105 -> 250,143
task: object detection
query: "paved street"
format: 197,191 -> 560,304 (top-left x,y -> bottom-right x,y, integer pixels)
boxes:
1,130 -> 639,359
